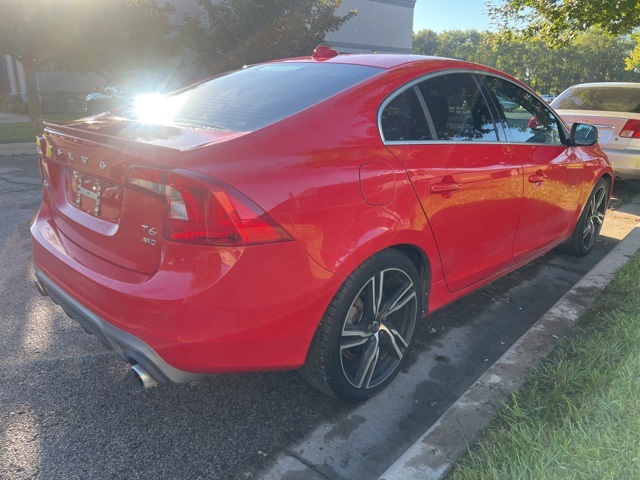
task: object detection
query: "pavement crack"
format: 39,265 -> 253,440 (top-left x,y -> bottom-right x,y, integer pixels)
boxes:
0,186 -> 42,195
285,450 -> 339,480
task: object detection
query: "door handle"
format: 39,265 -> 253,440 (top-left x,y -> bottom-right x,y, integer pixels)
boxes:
430,182 -> 462,194
528,171 -> 548,183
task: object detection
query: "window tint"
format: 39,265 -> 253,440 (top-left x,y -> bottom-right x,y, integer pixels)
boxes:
380,87 -> 432,141
125,63 -> 380,131
552,86 -> 640,113
485,76 -> 563,145
417,73 -> 498,142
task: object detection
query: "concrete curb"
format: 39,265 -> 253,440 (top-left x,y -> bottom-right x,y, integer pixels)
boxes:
379,219 -> 640,479
0,142 -> 37,156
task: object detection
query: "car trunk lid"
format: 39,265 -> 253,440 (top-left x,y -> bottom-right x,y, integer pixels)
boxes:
555,110 -> 640,151
40,117 -> 248,274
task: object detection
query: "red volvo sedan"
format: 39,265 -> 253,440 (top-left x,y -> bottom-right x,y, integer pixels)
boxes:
32,47 -> 612,402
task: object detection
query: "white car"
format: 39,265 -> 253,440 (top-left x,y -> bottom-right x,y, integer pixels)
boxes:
552,82 -> 640,180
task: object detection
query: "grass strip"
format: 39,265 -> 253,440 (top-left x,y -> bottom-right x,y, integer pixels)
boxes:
0,115 -> 81,144
451,249 -> 640,480
0,123 -> 37,144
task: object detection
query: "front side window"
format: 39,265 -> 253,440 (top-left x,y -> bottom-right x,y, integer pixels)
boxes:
484,76 -> 564,145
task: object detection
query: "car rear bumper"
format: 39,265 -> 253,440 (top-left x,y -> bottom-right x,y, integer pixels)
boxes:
35,268 -> 207,385
602,147 -> 640,180
31,204 -> 343,381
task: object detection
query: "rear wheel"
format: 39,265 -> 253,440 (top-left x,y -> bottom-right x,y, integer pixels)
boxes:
560,178 -> 609,256
300,249 -> 421,402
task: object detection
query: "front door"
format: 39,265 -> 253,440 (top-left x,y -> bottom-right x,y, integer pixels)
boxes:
482,76 -> 584,260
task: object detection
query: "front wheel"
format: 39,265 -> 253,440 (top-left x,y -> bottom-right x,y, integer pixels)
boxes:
300,249 -> 421,402
560,177 -> 609,256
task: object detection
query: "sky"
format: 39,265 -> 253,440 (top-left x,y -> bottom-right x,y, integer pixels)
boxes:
413,0 -> 492,33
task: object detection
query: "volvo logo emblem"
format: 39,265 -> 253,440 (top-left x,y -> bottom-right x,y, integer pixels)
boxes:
81,156 -> 89,165
99,161 -> 107,170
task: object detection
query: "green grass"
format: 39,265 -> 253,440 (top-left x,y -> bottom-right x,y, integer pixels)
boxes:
451,250 -> 640,480
0,115 -> 81,144
0,122 -> 37,143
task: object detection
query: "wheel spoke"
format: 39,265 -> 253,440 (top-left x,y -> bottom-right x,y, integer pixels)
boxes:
379,324 -> 408,360
341,325 -> 372,350
379,282 -> 416,318
368,272 -> 384,317
593,211 -> 605,225
352,335 -> 380,389
593,187 -> 606,212
589,194 -> 597,216
583,220 -> 595,248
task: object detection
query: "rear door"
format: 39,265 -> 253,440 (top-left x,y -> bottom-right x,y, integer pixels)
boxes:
381,72 -> 524,293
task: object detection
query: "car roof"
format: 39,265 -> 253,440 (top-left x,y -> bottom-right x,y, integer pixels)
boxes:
567,82 -> 640,89
273,53 -> 467,70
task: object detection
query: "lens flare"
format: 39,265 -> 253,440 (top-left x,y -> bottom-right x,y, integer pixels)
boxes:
133,93 -> 187,125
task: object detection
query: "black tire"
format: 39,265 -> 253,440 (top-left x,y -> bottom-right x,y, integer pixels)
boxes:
560,177 -> 609,257
300,249 -> 421,402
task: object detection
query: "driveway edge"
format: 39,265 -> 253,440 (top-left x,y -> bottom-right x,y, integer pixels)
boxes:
379,219 -> 640,479
0,142 -> 37,156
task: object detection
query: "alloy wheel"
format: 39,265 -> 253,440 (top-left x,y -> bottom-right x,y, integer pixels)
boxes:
340,268 -> 417,390
582,184 -> 607,251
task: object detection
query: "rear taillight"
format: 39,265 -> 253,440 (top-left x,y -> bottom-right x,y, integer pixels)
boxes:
620,119 -> 640,138
127,167 -> 291,246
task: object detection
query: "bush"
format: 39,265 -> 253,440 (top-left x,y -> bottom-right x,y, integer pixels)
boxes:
0,95 -> 29,115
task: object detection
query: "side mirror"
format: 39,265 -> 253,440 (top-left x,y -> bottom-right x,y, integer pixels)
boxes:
570,122 -> 598,146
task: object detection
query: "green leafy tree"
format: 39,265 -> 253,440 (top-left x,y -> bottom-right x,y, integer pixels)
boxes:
433,29 -> 485,61
486,0 -> 640,69
180,0 -> 356,74
0,0 -> 174,130
413,29 -> 439,56
413,28 -> 637,93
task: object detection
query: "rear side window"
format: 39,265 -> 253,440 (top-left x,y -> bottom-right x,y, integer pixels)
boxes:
127,63 -> 380,131
552,86 -> 640,113
380,88 -> 432,141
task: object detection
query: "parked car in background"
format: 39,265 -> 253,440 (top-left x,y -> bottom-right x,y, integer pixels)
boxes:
496,94 -> 519,112
552,82 -> 640,180
85,71 -> 171,115
33,48 -> 613,402
540,94 -> 556,103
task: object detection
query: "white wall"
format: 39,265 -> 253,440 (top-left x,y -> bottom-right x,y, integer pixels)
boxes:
326,0 -> 416,54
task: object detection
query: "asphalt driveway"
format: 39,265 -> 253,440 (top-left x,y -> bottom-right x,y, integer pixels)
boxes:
2,152 -> 639,479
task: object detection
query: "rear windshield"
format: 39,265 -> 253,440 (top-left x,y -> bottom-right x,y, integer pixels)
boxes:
125,63 -> 380,131
552,86 -> 640,114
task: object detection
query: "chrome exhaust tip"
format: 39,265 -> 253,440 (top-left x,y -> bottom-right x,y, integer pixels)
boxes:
34,279 -> 48,297
131,364 -> 159,389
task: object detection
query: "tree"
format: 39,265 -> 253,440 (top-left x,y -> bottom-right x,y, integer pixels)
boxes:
412,28 -> 637,93
0,0 -> 174,130
486,0 -> 640,69
180,0 -> 356,75
413,29 -> 439,56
